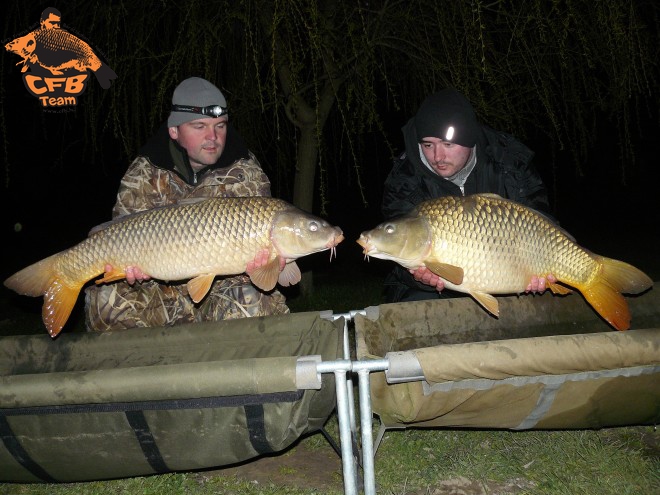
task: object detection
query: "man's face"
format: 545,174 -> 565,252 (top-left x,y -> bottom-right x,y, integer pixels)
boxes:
169,117 -> 228,171
419,136 -> 472,178
41,14 -> 61,29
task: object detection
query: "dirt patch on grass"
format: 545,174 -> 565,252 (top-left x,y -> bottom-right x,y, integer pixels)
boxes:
193,440 -> 345,492
191,436 -> 539,494
409,477 -> 536,495
640,429 -> 660,458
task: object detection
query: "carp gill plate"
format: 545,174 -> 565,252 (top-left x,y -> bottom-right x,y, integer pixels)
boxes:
5,196 -> 344,337
357,193 -> 652,331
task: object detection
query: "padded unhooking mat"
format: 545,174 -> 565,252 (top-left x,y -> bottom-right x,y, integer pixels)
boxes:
355,287 -> 660,430
0,311 -> 342,483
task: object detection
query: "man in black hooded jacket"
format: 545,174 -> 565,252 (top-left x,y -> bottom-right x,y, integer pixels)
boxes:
382,88 -> 555,303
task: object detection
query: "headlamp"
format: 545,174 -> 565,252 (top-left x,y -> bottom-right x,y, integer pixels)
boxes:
171,104 -> 228,118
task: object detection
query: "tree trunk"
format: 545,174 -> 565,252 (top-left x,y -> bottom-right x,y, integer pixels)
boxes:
258,4 -> 342,297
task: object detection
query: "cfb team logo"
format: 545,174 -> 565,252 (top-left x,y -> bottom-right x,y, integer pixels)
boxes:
4,7 -> 116,108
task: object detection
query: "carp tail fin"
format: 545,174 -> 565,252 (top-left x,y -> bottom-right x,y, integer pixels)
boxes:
582,256 -> 653,331
43,279 -> 85,338
4,253 -> 85,338
4,254 -> 59,297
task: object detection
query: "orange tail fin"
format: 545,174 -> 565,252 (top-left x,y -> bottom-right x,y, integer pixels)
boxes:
4,254 -> 59,296
4,253 -> 85,338
42,279 -> 84,338
582,256 -> 653,331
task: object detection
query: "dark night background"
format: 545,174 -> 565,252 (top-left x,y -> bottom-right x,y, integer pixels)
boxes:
2,1 -> 659,320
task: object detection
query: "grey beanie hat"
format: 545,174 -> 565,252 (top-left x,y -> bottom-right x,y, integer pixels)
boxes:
167,77 -> 227,127
414,88 -> 479,147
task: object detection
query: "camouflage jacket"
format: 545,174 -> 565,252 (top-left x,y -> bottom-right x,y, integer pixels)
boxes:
85,123 -> 289,332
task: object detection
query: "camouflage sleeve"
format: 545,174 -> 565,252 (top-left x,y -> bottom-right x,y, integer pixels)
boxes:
111,156 -> 183,218
84,281 -> 197,332
225,152 -> 272,198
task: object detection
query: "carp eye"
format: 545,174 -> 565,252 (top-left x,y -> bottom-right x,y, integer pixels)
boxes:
385,224 -> 395,234
309,221 -> 318,232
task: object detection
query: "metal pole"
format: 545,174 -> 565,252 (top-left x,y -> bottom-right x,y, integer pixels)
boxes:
342,318 -> 357,438
333,366 -> 358,495
353,359 -> 389,495
318,312 -> 386,495
357,367 -> 376,495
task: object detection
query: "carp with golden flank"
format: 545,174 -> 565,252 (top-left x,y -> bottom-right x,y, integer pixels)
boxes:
357,193 -> 653,331
4,197 -> 344,338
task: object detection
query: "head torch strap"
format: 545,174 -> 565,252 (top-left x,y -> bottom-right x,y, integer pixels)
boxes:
171,104 -> 228,118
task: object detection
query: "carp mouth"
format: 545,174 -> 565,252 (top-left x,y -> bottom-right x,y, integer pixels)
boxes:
356,234 -> 375,259
326,232 -> 344,260
329,232 -> 345,247
356,232 -> 430,267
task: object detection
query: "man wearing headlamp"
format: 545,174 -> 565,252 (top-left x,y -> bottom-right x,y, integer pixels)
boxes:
84,77 -> 288,332
381,88 -> 556,303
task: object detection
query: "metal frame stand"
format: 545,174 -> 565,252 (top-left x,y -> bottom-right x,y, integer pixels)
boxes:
318,312 -> 390,495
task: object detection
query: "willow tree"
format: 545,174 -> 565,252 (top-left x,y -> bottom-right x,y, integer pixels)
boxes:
2,0 -> 658,213
231,0 -> 658,205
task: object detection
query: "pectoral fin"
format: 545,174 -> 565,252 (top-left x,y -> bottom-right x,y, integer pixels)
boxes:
249,257 -> 281,292
96,268 -> 126,284
470,290 -> 500,317
187,274 -> 216,303
425,262 -> 464,285
278,261 -> 302,287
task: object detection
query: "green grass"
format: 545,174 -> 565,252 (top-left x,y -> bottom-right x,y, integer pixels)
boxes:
0,474 -> 339,495
373,426 -> 659,494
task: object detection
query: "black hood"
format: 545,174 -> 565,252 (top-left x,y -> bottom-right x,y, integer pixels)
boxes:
138,121 -> 252,183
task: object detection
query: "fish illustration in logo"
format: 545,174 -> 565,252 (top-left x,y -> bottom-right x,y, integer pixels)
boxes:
4,7 -> 116,89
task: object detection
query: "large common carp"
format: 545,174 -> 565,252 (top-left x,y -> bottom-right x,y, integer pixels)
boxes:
5,197 -> 344,338
357,193 -> 652,331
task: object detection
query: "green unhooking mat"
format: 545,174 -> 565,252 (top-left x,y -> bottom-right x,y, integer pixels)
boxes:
0,311 -> 342,483
356,287 -> 660,431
